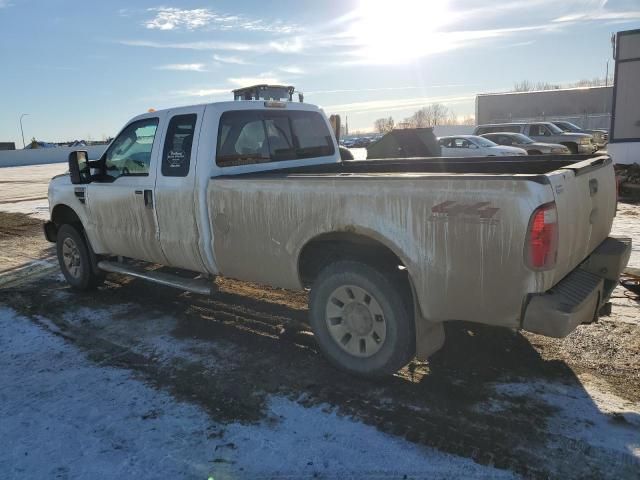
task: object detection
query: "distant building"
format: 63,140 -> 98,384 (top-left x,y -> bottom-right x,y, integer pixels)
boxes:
476,86 -> 613,130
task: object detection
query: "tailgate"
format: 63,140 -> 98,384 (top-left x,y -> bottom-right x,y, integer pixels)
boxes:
547,156 -> 617,284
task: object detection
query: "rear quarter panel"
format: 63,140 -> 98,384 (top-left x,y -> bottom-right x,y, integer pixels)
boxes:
208,174 -> 555,328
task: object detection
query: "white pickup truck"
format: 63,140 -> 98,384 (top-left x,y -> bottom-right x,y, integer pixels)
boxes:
45,99 -> 631,376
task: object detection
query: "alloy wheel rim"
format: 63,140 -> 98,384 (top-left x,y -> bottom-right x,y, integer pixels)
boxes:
62,237 -> 82,279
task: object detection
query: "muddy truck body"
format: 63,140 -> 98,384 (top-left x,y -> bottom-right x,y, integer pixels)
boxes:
45,100 -> 631,376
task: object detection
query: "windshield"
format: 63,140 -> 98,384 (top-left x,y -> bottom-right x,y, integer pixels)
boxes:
556,121 -> 581,132
511,133 -> 535,144
547,123 -> 565,134
471,136 -> 497,147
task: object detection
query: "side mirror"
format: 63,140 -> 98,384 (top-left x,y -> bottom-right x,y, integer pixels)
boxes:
68,150 -> 90,185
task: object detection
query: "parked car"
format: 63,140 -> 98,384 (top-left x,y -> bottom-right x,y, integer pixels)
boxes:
474,122 -> 596,154
551,121 -> 608,149
480,132 -> 570,155
438,135 -> 527,157
45,99 -> 630,376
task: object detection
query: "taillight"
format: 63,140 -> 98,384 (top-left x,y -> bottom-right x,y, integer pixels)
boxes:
526,202 -> 558,270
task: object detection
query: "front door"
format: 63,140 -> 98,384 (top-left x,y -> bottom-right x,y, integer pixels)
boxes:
86,115 -> 167,264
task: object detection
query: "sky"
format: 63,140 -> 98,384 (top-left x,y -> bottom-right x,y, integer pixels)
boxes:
1,0 -> 639,144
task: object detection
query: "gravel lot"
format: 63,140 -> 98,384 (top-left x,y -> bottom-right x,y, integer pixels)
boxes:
0,162 -> 638,479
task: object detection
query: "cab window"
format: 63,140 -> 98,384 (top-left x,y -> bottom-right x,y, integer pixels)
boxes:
104,118 -> 159,179
529,124 -> 550,136
216,110 -> 335,167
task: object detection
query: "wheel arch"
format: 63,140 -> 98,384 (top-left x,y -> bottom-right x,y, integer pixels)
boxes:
559,141 -> 578,153
299,229 -> 443,364
298,229 -> 411,288
45,204 -> 84,242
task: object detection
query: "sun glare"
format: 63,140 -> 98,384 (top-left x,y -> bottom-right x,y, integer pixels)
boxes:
349,0 -> 453,64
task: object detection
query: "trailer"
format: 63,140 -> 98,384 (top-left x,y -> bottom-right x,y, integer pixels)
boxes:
609,28 -> 640,165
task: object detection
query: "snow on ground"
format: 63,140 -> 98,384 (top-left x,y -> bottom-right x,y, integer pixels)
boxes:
490,380 -> 640,460
0,307 -> 514,480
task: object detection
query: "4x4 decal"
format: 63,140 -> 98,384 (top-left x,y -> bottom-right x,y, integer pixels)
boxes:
429,201 -> 500,224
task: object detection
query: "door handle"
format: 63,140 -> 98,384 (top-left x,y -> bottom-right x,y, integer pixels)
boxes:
134,190 -> 143,195
143,189 -> 153,208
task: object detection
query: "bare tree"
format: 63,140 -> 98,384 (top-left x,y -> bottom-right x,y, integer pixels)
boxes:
460,115 -> 476,126
373,116 -> 395,133
513,80 -> 533,92
512,77 -> 613,92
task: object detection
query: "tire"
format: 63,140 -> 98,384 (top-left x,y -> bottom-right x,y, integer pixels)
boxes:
56,224 -> 104,290
561,143 -> 578,154
309,260 -> 415,376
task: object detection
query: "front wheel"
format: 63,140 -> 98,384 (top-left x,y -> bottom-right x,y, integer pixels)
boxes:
56,224 -> 104,290
309,261 -> 415,376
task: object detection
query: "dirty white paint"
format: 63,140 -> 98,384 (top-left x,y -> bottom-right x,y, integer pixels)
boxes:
208,174 -> 555,329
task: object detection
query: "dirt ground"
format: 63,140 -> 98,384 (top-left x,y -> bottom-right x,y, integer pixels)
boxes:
0,205 -> 639,479
0,162 -> 639,478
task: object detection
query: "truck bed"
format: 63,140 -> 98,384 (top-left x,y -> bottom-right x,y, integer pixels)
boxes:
218,154 -> 608,180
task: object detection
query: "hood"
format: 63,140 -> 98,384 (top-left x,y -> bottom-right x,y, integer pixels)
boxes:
562,132 -> 591,139
489,145 -> 527,155
527,142 -> 566,149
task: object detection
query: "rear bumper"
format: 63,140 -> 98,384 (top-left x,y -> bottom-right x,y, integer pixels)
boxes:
522,236 -> 632,338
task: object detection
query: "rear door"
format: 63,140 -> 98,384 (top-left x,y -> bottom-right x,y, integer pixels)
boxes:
154,106 -> 207,272
547,157 -> 617,283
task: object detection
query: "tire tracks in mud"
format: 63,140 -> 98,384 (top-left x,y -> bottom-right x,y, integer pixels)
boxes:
3,276 -> 639,479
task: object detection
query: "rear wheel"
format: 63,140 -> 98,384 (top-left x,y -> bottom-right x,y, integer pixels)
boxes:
309,261 -> 415,376
56,224 -> 104,290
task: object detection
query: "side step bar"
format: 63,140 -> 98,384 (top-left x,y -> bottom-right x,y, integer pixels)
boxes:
97,261 -> 213,295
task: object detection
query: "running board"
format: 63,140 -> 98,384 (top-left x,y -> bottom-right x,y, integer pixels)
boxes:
97,261 -> 213,295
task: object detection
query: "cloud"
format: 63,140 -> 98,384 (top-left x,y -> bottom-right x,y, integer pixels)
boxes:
553,10 -> 640,23
307,84 -> 472,94
171,87 -> 231,98
145,8 -> 223,30
227,76 -> 283,88
123,0 -> 635,68
325,94 -> 476,114
119,38 -> 302,54
267,37 -> 304,53
143,7 -> 299,34
279,65 -> 305,75
119,39 -> 253,52
213,54 -> 248,65
170,73 -> 289,98
156,63 -> 207,72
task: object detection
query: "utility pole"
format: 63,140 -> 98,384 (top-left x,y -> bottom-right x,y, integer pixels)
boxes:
605,60 -> 609,86
19,113 -> 29,149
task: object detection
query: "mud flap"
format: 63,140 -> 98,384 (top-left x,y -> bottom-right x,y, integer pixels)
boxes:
415,318 -> 445,361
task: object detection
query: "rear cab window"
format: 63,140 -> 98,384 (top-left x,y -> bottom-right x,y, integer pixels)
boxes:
162,114 -> 197,177
216,110 -> 335,167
